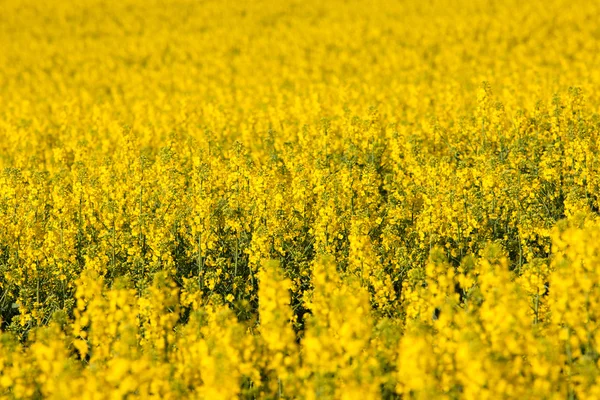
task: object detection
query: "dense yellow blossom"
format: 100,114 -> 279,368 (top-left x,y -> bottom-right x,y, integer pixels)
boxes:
2,0 -> 600,398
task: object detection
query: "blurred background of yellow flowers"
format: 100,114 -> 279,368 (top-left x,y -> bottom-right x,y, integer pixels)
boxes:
1,0 -> 600,398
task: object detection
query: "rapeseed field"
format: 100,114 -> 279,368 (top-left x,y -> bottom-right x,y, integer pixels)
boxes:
1,0 -> 600,398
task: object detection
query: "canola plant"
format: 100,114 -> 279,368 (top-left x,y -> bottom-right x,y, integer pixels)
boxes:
1,0 -> 600,398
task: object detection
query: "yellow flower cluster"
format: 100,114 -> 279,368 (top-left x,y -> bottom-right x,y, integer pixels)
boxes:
2,0 -> 600,398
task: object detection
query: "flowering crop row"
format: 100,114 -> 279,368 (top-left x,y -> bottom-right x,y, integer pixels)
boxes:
1,0 -> 600,398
